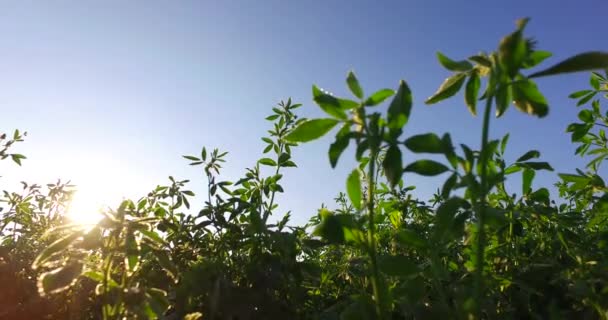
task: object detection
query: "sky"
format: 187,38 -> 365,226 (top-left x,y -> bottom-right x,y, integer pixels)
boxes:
1,0 -> 607,226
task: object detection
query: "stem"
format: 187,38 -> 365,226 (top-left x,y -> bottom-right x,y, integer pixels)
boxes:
367,151 -> 383,319
474,95 -> 493,318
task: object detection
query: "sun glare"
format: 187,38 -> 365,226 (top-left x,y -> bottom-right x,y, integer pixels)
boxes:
59,159 -> 144,227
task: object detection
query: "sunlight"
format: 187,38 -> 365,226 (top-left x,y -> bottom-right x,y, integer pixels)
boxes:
57,158 -> 146,227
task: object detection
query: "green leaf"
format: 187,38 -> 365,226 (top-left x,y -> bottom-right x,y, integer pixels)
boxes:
468,55 -> 491,67
425,73 -> 466,105
153,250 -> 178,282
465,72 -> 480,116
82,271 -> 119,287
522,50 -> 552,69
396,229 -> 427,249
436,52 -> 473,72
441,173 -> 458,198
147,288 -> 170,317
329,124 -> 351,168
578,109 -> 594,123
258,158 -> 277,166
387,80 -> 413,129
590,73 -> 601,90
522,168 -> 535,194
347,71 -> 364,99
10,153 -> 26,166
38,262 -> 83,296
404,133 -> 444,154
346,169 -> 362,210
364,88 -> 395,106
285,118 -> 339,142
569,90 -> 593,99
519,161 -> 554,171
383,145 -> 403,188
577,92 -> 597,106
498,26 -> 527,77
512,80 -> 549,117
516,150 -> 540,162
312,85 -> 357,119
313,211 -> 345,244
529,51 -> 608,78
404,160 -> 449,176
378,255 -> 419,277
434,197 -> 467,241
495,84 -> 512,117
33,230 -> 84,269
182,155 -> 199,161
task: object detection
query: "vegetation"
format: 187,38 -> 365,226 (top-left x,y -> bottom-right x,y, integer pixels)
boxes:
2,18 -> 608,319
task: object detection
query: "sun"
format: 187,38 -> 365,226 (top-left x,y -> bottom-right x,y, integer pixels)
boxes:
60,160 -> 144,227
66,188 -> 106,226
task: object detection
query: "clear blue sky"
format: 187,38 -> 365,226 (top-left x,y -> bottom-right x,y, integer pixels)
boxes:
1,1 -> 606,225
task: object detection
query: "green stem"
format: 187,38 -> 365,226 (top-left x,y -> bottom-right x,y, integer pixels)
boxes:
367,151 -> 383,320
475,95 -> 493,318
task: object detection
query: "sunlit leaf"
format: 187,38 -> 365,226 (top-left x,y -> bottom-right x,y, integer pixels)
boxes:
364,88 -> 395,106
347,71 -> 364,99
528,51 -> 608,78
425,73 -> 466,105
346,169 -> 362,210
285,118 -> 340,142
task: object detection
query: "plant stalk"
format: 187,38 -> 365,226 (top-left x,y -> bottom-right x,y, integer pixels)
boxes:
474,95 -> 493,318
367,151 -> 383,319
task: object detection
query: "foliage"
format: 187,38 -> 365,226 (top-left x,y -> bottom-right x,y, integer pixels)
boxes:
1,18 -> 608,320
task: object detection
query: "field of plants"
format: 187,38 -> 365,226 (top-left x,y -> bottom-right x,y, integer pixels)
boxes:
1,19 -> 608,319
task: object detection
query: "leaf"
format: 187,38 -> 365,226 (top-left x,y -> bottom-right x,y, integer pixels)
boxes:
182,155 -> 200,161
383,145 -> 403,187
364,88 -> 395,106
387,80 -> 413,129
522,168 -> 535,194
495,84 -> 512,117
404,133 -> 444,154
125,231 -> 141,274
313,211 -> 345,244
312,85 -> 357,119
404,160 -> 449,176
285,118 -> 339,142
569,90 -> 593,99
346,169 -> 362,210
329,123 -> 351,168
522,50 -> 552,69
378,255 -> 419,277
396,229 -> 427,249
258,158 -> 277,166
425,73 -> 466,105
434,197 -> 467,241
33,230 -> 84,269
153,250 -> 178,282
577,92 -> 597,106
38,261 -> 83,296
82,271 -> 119,287
441,173 -> 458,198
147,288 -> 170,317
498,25 -> 527,77
347,71 -> 364,99
528,51 -> 608,78
465,72 -> 481,116
10,154 -> 26,166
578,109 -> 594,123
436,52 -> 473,71
519,161 -> 554,171
512,80 -> 549,117
516,150 -> 540,162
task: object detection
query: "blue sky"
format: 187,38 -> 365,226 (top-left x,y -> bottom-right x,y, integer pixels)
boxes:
1,1 -> 607,225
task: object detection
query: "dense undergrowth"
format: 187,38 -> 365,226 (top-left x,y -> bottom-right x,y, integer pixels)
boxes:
1,19 -> 608,319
